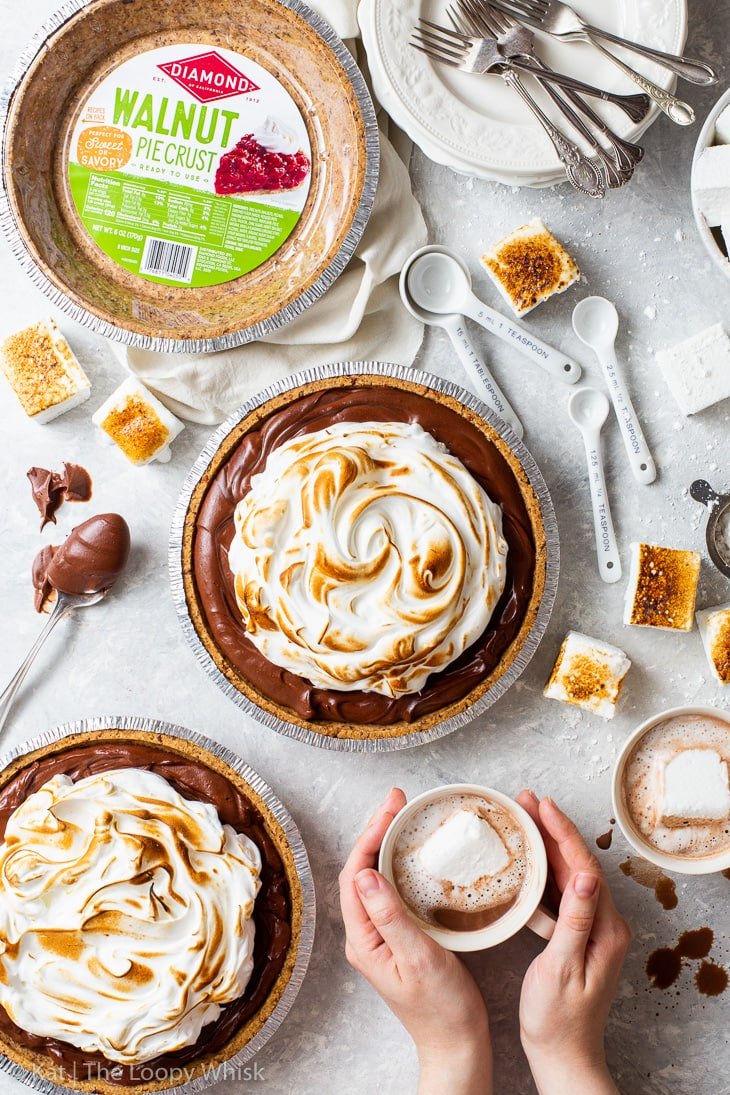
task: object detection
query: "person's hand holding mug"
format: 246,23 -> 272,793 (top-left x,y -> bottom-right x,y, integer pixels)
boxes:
339,788 -> 493,1095
516,792 -> 632,1095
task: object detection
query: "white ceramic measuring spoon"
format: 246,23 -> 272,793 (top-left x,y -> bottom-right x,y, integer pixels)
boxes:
400,248 -> 524,438
572,297 -> 657,485
408,248 -> 582,384
568,387 -> 622,584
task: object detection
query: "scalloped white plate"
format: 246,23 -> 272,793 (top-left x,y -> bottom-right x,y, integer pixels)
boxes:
360,0 -> 687,185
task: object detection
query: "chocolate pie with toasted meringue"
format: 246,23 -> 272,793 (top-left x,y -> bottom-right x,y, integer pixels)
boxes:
0,727 -> 304,1092
182,371 -> 550,743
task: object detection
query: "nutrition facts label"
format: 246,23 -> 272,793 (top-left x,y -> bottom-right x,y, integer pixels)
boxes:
71,165 -> 300,286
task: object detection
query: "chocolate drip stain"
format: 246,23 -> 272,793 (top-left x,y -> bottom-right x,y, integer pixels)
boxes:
676,928 -> 713,960
619,856 -> 678,910
191,385 -> 538,726
596,828 -> 614,850
695,960 -> 728,996
0,742 -> 291,1085
646,947 -> 682,990
646,928 -> 726,997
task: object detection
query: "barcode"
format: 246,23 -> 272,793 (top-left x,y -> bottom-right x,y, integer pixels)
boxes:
140,237 -> 197,283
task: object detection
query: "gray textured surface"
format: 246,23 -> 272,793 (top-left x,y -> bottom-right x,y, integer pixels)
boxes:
0,1 -> 729,1093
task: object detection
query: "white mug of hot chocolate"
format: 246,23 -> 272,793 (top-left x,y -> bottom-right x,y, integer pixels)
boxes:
612,706 -> 730,876
378,784 -> 556,952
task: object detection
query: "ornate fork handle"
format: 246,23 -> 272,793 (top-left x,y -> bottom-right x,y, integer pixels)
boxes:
586,35 -> 695,126
502,70 -> 604,197
511,61 -> 650,124
583,24 -> 717,86
531,77 -> 632,188
526,57 -> 643,180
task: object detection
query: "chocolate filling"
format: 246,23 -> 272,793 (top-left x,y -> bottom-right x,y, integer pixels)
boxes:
0,742 -> 291,1085
192,385 -> 537,725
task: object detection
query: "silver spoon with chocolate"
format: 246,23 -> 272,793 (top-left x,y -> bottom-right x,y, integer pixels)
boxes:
0,514 -> 131,736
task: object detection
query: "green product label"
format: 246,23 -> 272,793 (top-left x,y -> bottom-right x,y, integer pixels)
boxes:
68,45 -> 312,288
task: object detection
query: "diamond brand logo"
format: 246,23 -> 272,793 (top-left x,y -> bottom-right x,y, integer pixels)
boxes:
158,51 -> 260,104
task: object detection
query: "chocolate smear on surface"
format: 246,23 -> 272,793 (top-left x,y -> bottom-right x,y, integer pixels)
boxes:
27,462 -> 92,529
619,856 -> 678,910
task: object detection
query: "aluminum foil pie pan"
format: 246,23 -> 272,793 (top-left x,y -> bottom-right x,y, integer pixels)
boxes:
0,0 -> 379,353
170,361 -> 561,752
0,715 -> 316,1095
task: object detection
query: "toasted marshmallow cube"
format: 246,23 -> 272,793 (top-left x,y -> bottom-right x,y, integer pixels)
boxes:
624,543 -> 700,631
715,104 -> 730,145
480,218 -> 580,316
697,603 -> 730,685
417,810 -> 509,888
660,749 -> 730,827
0,319 -> 91,423
92,377 -> 184,465
543,631 -> 630,720
694,145 -> 730,227
656,324 -> 730,415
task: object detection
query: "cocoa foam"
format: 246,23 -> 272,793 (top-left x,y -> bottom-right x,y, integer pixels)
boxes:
393,793 -> 532,931
622,714 -> 730,859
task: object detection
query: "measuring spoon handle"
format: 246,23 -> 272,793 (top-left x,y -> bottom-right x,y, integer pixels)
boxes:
463,298 -> 582,385
445,319 -> 524,439
600,346 -> 657,485
583,434 -> 622,584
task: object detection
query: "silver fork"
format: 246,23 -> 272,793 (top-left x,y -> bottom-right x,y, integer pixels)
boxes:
489,0 -> 716,85
411,21 -> 604,197
487,0 -> 699,125
412,20 -> 649,123
459,0 -> 643,187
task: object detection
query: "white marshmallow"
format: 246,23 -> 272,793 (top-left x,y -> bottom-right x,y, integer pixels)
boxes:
660,749 -> 730,824
656,324 -> 730,415
417,810 -> 510,888
694,145 -> 730,227
715,104 -> 730,146
92,376 -> 184,464
697,603 -> 730,686
543,630 -> 630,719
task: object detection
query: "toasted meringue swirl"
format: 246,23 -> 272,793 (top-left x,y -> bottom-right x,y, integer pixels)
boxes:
229,421 -> 508,696
0,768 -> 261,1065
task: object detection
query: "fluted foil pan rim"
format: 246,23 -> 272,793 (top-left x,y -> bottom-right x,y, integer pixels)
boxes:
0,0 -> 380,354
169,361 -> 561,752
0,715 -> 316,1094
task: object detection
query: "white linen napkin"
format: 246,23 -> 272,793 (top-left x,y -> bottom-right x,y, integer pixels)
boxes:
119,0 -> 427,425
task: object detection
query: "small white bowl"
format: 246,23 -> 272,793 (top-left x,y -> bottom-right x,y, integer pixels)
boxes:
691,88 -> 730,280
612,705 -> 730,875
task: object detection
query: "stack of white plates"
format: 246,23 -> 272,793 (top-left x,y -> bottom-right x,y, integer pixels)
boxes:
360,0 -> 688,187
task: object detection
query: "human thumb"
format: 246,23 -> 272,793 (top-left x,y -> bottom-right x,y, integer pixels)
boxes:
355,869 -> 423,954
549,871 -> 601,963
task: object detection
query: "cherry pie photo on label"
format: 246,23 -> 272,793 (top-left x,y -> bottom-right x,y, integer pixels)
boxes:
67,44 -> 313,288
